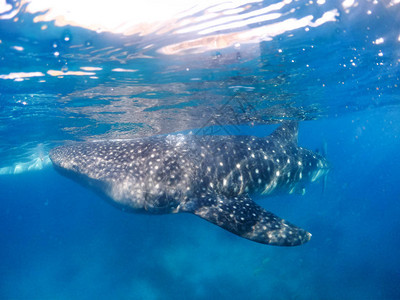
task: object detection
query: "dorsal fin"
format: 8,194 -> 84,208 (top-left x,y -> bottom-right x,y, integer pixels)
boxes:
268,121 -> 298,145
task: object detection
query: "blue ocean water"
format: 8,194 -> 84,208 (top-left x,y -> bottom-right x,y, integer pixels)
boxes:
1,0 -> 400,299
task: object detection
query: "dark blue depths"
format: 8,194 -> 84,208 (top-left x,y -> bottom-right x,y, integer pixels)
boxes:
1,110 -> 400,300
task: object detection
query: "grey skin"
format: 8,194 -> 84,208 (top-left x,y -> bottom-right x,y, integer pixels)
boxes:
50,121 -> 329,246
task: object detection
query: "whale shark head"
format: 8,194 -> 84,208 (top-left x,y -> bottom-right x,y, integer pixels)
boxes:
49,137 -> 192,212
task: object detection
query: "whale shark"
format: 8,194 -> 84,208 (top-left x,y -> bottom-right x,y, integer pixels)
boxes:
50,121 -> 328,246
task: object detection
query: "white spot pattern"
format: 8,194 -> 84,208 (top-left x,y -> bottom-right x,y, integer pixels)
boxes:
49,122 -> 328,246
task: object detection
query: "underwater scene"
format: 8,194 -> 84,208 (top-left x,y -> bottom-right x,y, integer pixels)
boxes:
1,0 -> 400,299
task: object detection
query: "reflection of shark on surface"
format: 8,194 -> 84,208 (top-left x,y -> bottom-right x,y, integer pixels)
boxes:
50,121 -> 329,246
0,144 -> 51,175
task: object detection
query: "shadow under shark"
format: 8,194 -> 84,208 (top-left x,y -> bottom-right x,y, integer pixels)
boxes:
50,121 -> 328,246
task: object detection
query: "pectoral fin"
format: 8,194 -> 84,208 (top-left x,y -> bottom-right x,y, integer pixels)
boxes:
181,193 -> 311,246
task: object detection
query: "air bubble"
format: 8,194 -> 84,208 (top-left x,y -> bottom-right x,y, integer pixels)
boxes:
62,30 -> 72,43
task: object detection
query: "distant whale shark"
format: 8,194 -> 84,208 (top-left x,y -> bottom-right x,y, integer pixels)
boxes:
50,121 -> 328,246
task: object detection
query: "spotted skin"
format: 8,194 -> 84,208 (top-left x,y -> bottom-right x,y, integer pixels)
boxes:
50,121 -> 329,246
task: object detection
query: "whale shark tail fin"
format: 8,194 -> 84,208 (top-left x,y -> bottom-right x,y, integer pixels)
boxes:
180,193 -> 311,246
268,121 -> 299,146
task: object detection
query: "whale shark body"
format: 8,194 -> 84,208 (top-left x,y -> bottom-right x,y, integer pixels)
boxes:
50,121 -> 328,246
